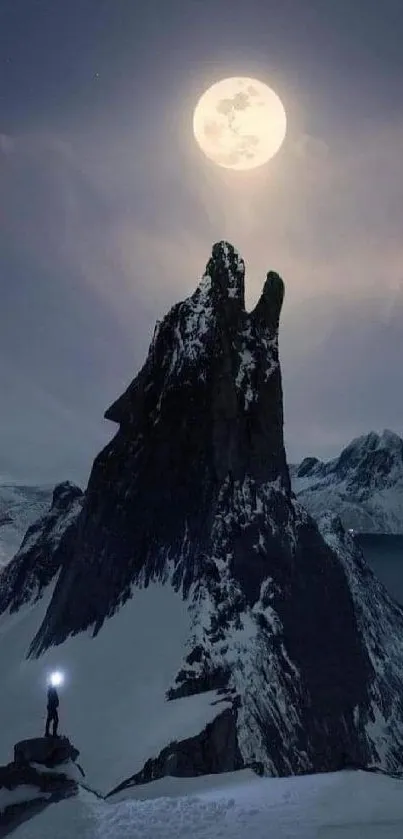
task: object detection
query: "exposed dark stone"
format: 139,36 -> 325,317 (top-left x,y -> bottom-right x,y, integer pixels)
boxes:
107,707 -> 243,797
0,737 -> 81,836
296,456 -> 321,478
166,663 -> 231,700
30,242 -> 290,650
0,761 -> 76,794
51,482 -> 83,509
14,736 -> 79,768
247,760 -> 265,777
186,645 -> 204,665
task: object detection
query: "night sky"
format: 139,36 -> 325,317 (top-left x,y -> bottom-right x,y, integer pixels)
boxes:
1,0 -> 402,485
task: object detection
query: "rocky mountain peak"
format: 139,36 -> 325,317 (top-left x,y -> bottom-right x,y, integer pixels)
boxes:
14,243 -> 403,782
251,270 -> 284,335
208,240 -> 245,304
340,429 -> 402,461
30,242 -> 291,649
292,429 -> 403,533
380,429 -> 403,449
51,481 -> 83,511
294,456 -> 321,479
105,241 -> 284,434
336,430 -> 403,490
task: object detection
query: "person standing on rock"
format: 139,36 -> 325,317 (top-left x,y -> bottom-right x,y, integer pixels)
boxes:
45,672 -> 62,737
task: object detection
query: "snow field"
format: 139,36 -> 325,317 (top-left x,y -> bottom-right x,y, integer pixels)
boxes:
10,769 -> 403,839
0,582 -> 228,794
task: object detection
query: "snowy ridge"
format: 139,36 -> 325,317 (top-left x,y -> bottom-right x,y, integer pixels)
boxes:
292,430 -> 403,533
0,483 -> 53,568
0,482 -> 83,616
105,242 -> 246,425
165,475 -> 374,776
154,272 -> 215,389
319,514 -> 403,771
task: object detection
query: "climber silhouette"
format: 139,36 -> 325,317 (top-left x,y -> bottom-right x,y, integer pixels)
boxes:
45,685 -> 59,737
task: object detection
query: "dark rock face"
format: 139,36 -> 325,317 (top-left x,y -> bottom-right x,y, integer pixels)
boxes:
0,737 -> 80,835
319,515 -> 403,771
14,736 -> 79,768
0,482 -> 83,616
24,243 -> 403,779
30,243 -> 290,647
295,456 -> 321,479
108,707 -> 243,797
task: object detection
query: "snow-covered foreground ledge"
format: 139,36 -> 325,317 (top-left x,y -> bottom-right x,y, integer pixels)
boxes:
0,784 -> 50,814
11,769 -> 403,839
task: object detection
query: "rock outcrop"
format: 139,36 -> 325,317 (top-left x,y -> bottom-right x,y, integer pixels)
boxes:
13,736 -> 79,768
107,707 -> 243,797
0,737 -> 82,835
9,242 -> 403,780
0,482 -> 83,616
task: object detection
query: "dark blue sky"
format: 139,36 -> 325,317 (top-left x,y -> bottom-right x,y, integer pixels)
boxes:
1,0 -> 402,484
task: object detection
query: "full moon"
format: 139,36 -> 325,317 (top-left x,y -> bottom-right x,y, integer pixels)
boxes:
193,77 -> 287,170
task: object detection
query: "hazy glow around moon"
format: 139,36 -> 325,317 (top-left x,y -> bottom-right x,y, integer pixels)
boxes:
193,77 -> 287,170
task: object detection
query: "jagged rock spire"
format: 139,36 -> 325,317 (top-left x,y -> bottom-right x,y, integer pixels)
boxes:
105,242 -> 287,486
17,242 -> 403,783
30,243 -> 290,648
206,241 -> 245,306
251,270 -> 285,336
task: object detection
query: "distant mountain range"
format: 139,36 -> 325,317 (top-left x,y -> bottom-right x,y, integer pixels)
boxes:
291,430 -> 403,534
0,483 -> 53,566
1,429 -> 401,574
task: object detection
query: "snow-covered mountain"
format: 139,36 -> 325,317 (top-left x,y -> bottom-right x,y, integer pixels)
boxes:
0,481 -> 83,617
0,483 -> 53,567
2,242 -> 403,799
6,767 -> 403,838
291,430 -> 403,533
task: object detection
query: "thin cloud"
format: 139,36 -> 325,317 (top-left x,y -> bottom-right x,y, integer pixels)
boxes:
0,115 -> 402,481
